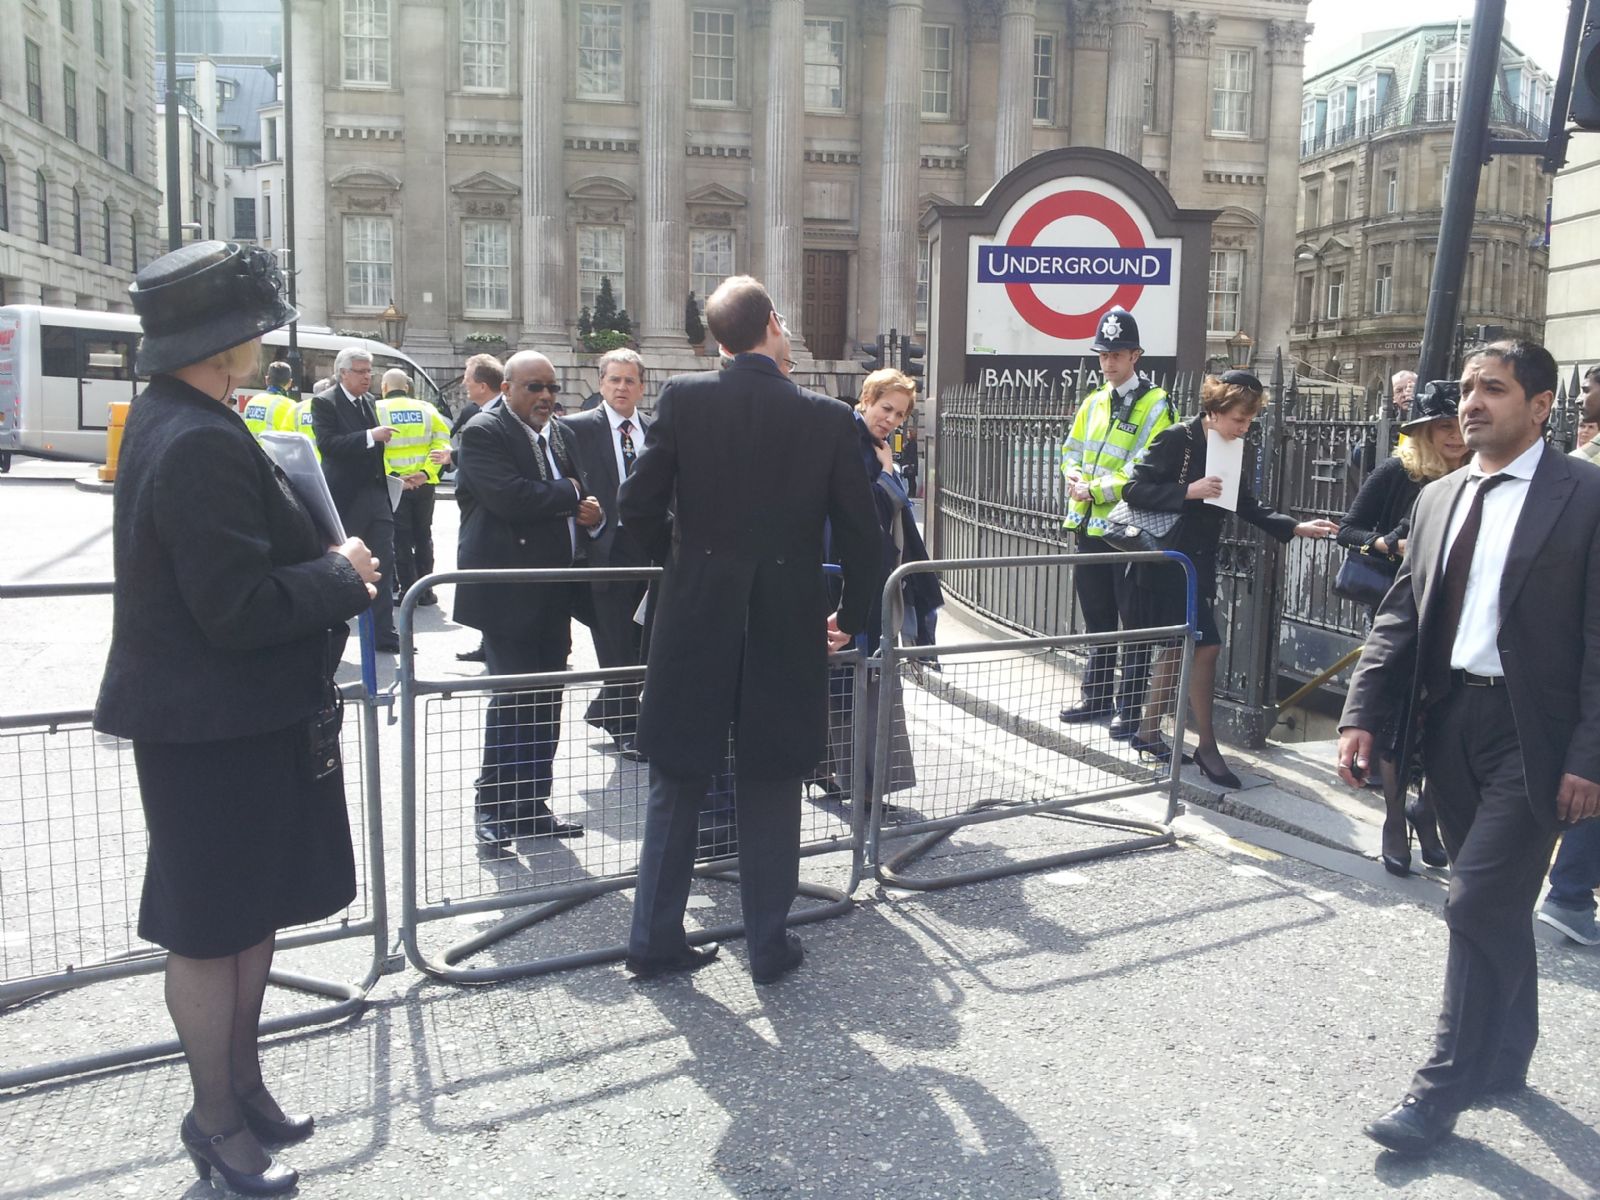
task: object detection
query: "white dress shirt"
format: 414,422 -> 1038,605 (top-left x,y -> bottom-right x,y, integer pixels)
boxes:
518,416 -> 578,558
341,384 -> 377,448
1444,438 -> 1544,676
605,402 -> 638,489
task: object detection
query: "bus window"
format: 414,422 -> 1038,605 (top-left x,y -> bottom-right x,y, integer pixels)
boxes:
83,337 -> 136,380
299,348 -> 336,392
42,327 -> 77,377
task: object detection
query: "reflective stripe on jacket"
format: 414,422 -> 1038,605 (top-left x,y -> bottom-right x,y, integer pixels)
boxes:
376,395 -> 453,484
1060,379 -> 1174,536
240,389 -> 298,443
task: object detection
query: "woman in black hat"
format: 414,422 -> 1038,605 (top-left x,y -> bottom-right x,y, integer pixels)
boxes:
1121,371 -> 1338,786
94,242 -> 380,1195
1336,379 -> 1469,875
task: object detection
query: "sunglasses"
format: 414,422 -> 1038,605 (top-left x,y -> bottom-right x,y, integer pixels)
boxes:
518,381 -> 562,395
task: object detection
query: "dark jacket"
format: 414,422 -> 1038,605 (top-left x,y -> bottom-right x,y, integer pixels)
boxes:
94,375 -> 370,743
845,413 -> 941,653
1343,447 -> 1600,831
561,403 -> 651,569
310,383 -> 388,519
1122,415 -> 1298,601
1336,454 -> 1419,565
452,402 -> 594,636
618,354 -> 884,779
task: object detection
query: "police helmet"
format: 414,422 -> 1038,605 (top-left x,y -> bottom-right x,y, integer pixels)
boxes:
1091,306 -> 1141,354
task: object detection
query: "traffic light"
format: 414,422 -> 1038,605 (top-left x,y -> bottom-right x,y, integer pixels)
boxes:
1572,17 -> 1600,128
900,334 -> 926,378
860,334 -> 886,372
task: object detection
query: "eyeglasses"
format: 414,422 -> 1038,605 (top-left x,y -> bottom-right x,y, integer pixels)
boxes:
773,310 -> 791,336
518,381 -> 562,395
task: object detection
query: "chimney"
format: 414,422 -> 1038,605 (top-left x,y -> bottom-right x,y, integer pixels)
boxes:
195,57 -> 218,131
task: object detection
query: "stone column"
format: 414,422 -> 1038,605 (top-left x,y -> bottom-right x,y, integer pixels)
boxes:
288,0 -> 327,323
522,0 -> 567,340
994,0 -> 1037,179
1167,11 -> 1215,200
762,0 -> 807,349
640,0 -> 689,349
398,1 -> 449,356
1104,0 -> 1146,160
880,0 -> 924,337
1259,21 -> 1311,363
1068,1 -> 1111,149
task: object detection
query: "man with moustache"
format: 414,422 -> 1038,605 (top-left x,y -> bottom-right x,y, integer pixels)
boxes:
454,351 -> 604,854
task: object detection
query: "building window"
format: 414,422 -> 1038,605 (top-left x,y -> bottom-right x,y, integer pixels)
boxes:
1382,168 -> 1398,213
0,160 -> 8,232
64,67 -> 79,141
1332,172 -> 1350,222
96,90 -> 110,158
343,214 -> 394,310
1295,274 -> 1314,325
25,40 -> 43,122
916,236 -> 931,330
1428,54 -> 1462,122
61,0 -> 74,33
1356,76 -> 1379,132
342,0 -> 391,87
691,10 -> 736,106
461,0 -> 509,92
576,3 -> 624,100
463,220 -> 513,316
129,213 -> 138,269
577,224 -> 625,311
1326,86 -> 1347,137
72,189 -> 84,255
234,197 -> 257,240
690,228 -> 734,303
1373,262 -> 1393,314
122,4 -> 134,77
93,0 -> 106,56
1032,33 -> 1055,124
36,172 -> 49,244
1326,269 -> 1345,320
1300,98 -> 1317,149
206,141 -> 214,183
1304,184 -> 1320,228
207,200 -> 215,241
1210,48 -> 1251,136
1142,38 -> 1158,131
191,190 -> 200,228
921,24 -> 953,117
102,200 -> 113,265
262,194 -> 272,241
124,108 -> 136,171
803,18 -> 845,113
1207,250 -> 1243,334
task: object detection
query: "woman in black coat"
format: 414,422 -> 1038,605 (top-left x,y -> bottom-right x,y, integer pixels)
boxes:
1335,380 -> 1468,874
1122,371 -> 1337,786
94,243 -> 378,1195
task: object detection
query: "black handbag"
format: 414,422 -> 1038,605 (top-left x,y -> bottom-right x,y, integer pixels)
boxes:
1101,426 -> 1192,554
1333,552 -> 1399,607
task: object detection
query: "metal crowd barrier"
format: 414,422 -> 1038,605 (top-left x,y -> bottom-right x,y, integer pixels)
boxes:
0,581 -> 391,1089
864,552 -> 1198,890
397,568 -> 868,985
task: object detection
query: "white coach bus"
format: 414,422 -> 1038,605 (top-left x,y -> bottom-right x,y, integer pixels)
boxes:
0,305 -> 444,466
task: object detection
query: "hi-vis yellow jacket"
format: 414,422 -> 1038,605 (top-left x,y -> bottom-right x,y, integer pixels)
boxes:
376,395 -> 453,485
1059,378 -> 1174,536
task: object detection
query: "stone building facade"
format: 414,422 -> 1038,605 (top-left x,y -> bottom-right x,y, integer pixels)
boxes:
0,0 -> 162,310
1545,131 -> 1600,373
289,0 -> 1310,382
1291,24 -> 1552,392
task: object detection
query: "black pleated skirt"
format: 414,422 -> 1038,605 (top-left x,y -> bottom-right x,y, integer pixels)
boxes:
132,721 -> 357,959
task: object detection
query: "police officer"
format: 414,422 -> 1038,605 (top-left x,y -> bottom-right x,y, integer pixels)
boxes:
1058,306 -> 1176,736
240,360 -> 300,443
377,368 -> 453,608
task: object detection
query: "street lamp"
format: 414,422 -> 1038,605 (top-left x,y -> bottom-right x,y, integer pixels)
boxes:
380,300 -> 407,349
1228,329 -> 1254,368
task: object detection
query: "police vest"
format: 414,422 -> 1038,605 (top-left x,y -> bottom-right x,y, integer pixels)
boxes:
1059,378 -> 1175,537
376,396 -> 452,485
241,389 -> 297,443
278,397 -> 320,461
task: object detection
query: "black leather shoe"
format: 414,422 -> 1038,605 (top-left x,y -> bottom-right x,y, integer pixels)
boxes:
375,638 -> 400,653
1107,712 -> 1139,741
1363,1094 -> 1458,1154
752,933 -> 805,985
618,740 -> 649,763
1060,699 -> 1115,723
237,1087 -> 315,1146
625,942 -> 720,979
527,815 -> 584,839
456,644 -> 486,663
180,1113 -> 298,1195
416,589 -> 439,607
474,818 -> 517,857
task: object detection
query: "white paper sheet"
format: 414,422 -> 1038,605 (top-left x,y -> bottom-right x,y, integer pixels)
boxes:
259,431 -> 346,544
1203,429 -> 1244,512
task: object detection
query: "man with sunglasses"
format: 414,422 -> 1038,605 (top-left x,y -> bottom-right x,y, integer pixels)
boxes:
454,351 -> 605,854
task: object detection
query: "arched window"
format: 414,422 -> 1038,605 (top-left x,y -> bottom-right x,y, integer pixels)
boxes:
102,200 -> 113,266
73,188 -> 84,255
35,172 -> 48,244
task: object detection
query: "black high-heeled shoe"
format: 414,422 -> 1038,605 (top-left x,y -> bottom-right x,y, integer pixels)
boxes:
1127,733 -> 1193,766
805,776 -> 845,801
1193,747 -> 1242,790
1380,816 -> 1413,877
237,1084 -> 316,1145
1405,797 -> 1449,869
180,1113 -> 298,1196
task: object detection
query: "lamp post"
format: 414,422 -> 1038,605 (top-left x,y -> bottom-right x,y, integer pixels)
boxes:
1228,329 -> 1255,369
381,301 -> 408,349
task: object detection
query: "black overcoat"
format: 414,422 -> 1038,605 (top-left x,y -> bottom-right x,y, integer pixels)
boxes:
618,354 -> 884,779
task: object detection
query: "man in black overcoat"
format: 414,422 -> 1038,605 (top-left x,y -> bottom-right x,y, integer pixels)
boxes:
311,347 -> 400,651
563,347 -> 652,757
1339,341 -> 1600,1154
619,276 -> 884,984
454,350 -> 604,853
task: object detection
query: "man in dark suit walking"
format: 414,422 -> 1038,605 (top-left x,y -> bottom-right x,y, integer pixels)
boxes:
1339,340 -> 1600,1154
564,348 -> 651,759
312,347 -> 400,651
454,350 -> 604,854
619,276 -> 883,984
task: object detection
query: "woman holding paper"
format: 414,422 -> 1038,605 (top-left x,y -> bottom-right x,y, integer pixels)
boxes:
1121,370 -> 1337,786
94,242 -> 379,1195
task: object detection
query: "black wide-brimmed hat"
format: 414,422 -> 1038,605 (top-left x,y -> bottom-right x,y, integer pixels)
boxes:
129,241 -> 298,376
1091,306 -> 1141,353
1400,379 -> 1460,432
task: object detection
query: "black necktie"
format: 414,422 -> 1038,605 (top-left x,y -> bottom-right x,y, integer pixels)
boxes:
536,432 -> 551,480
619,419 -> 636,477
1426,474 -> 1507,694
355,393 -> 376,427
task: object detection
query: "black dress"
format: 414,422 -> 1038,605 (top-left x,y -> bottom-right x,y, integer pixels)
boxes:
1121,415 -> 1298,645
95,376 -> 372,958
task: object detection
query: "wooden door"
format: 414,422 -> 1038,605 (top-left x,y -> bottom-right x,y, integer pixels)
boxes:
803,250 -> 849,361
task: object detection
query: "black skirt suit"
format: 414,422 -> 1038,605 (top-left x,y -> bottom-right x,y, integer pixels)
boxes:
94,376 -> 373,958
1121,415 -> 1298,645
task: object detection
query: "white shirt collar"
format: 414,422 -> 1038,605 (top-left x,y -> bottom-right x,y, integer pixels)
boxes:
605,403 -> 637,431
1468,438 -> 1544,482
340,384 -> 364,405
1113,374 -> 1141,398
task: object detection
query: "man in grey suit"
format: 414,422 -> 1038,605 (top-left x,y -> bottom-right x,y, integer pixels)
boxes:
619,276 -> 883,984
563,348 -> 651,759
1338,340 -> 1600,1154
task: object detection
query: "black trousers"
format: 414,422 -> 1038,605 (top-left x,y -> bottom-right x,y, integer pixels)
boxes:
1072,532 -> 1145,710
1411,684 -> 1559,1110
582,580 -> 647,740
391,484 -> 437,594
629,767 -> 801,974
476,614 -> 572,823
342,489 -> 396,642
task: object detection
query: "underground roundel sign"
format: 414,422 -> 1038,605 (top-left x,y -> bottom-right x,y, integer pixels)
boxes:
967,177 -> 1181,359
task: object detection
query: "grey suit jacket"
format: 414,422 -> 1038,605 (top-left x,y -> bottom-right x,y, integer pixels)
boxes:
1340,444 -> 1600,831
562,404 -> 651,568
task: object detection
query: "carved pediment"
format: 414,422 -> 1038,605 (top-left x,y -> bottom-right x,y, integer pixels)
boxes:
329,167 -> 402,191
687,182 -> 747,207
451,171 -> 520,197
918,192 -> 959,217
568,175 -> 636,203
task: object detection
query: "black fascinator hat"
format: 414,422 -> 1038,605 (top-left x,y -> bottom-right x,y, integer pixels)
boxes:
129,241 -> 298,376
